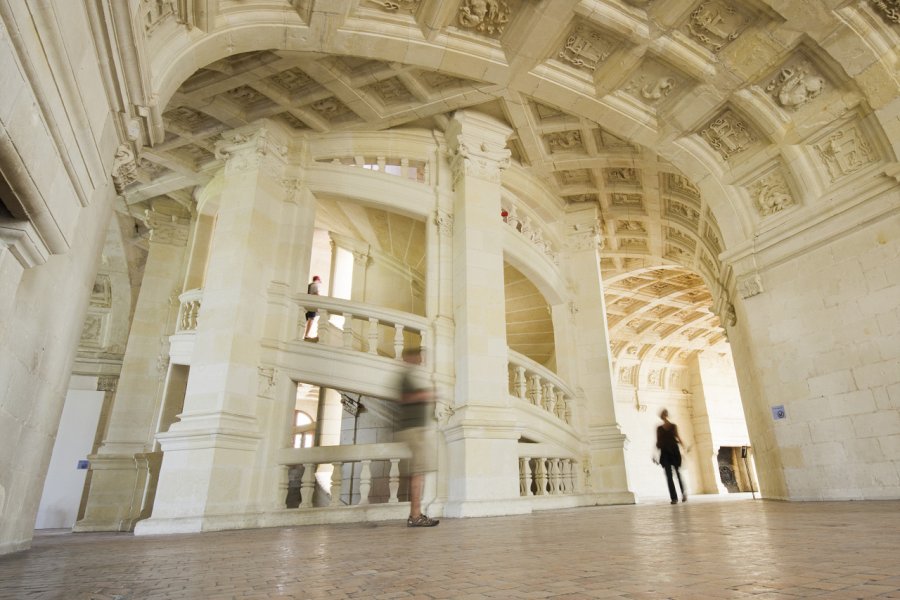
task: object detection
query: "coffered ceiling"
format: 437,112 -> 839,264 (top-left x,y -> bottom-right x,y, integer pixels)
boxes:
119,0 -> 900,374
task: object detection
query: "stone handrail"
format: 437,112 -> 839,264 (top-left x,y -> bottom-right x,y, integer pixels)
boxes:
175,288 -> 202,332
292,293 -> 431,361
276,442 -> 411,508
507,349 -> 574,425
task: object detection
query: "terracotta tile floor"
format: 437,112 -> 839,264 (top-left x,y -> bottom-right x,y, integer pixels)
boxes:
2,497 -> 900,599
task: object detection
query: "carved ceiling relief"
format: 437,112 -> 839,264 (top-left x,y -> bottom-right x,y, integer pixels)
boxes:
684,1 -> 748,53
815,124 -> 878,182
546,130 -> 584,153
610,193 -> 644,210
765,62 -> 826,110
749,169 -> 796,217
621,61 -> 681,105
367,78 -> 415,104
871,0 -> 900,24
666,199 -> 701,226
142,0 -> 178,33
663,173 -> 701,200
700,110 -> 757,160
604,168 -> 641,186
556,169 -> 593,186
364,0 -> 422,14
268,68 -> 314,93
457,0 -> 511,37
558,24 -> 614,72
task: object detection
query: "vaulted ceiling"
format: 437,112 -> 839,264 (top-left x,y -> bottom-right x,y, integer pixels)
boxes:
119,0 -> 900,378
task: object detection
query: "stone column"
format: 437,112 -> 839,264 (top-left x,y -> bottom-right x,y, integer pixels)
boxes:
135,124 -> 295,534
559,206 -> 634,503
75,212 -> 189,532
442,110 -> 525,517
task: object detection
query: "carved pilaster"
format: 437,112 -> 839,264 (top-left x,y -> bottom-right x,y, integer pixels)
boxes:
446,111 -> 512,191
566,222 -> 603,252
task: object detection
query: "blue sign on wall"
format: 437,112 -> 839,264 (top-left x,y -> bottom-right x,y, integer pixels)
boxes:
76,460 -> 89,470
771,405 -> 786,420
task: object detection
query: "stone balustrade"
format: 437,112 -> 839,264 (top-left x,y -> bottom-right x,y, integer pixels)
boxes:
317,155 -> 429,184
519,456 -> 580,497
293,293 -> 430,362
276,442 -> 411,508
175,288 -> 202,332
507,350 -> 574,425
501,203 -> 559,264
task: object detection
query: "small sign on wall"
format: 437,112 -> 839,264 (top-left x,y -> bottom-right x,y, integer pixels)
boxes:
771,405 -> 786,420
76,460 -> 89,470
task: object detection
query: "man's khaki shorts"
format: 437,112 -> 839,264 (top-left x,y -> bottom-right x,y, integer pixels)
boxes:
396,426 -> 437,474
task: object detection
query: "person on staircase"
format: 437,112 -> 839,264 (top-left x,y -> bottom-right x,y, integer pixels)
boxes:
303,275 -> 321,341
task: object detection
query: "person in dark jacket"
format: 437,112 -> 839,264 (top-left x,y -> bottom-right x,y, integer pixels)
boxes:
656,408 -> 687,504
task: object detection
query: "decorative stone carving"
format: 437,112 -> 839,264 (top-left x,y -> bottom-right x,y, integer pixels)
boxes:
700,110 -> 756,159
618,220 -> 646,233
215,128 -> 288,175
566,223 -> 602,252
365,0 -> 421,13
815,125 -> 877,182
142,0 -> 178,33
352,250 -> 372,268
226,85 -> 268,106
610,193 -> 643,209
667,200 -> 700,225
685,1 -> 747,53
558,24 -> 613,71
450,140 -> 511,188
766,65 -> 825,109
90,274 -> 112,308
111,145 -> 138,194
546,131 -> 583,153
80,314 -> 103,347
664,173 -> 701,199
368,78 -> 413,103
556,169 -> 592,186
269,68 -> 313,93
871,0 -> 900,24
258,367 -> 277,399
434,210 -> 453,236
737,273 -> 763,299
458,0 -> 510,37
143,210 -> 189,246
623,72 -> 676,104
97,375 -> 118,393
604,168 -> 640,185
750,170 -> 795,216
309,97 -> 347,118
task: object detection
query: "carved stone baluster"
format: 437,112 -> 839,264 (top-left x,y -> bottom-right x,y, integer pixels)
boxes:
565,459 -> 575,494
515,366 -> 527,400
377,156 -> 386,171
548,459 -> 559,495
529,374 -> 543,407
367,318 -> 379,354
342,313 -> 354,349
544,383 -> 556,414
330,462 -> 343,507
300,463 -> 316,508
279,465 -> 290,508
535,458 -> 548,495
519,457 -> 529,496
560,394 -> 571,423
418,329 -> 428,368
388,458 -> 401,503
393,324 -> 405,359
357,459 -> 372,505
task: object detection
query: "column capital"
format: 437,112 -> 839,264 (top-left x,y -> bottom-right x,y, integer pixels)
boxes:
446,110 -> 512,189
214,122 -> 290,177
